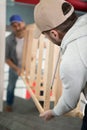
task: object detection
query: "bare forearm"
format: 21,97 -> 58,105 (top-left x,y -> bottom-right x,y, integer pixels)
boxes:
6,59 -> 18,72
6,59 -> 21,76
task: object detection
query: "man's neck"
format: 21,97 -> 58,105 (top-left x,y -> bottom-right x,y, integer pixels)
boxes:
15,31 -> 25,38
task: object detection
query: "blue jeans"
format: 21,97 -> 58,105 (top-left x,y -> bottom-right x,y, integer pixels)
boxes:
6,68 -> 18,106
81,104 -> 87,130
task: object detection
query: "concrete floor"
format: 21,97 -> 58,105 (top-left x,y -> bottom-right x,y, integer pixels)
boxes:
0,97 -> 82,130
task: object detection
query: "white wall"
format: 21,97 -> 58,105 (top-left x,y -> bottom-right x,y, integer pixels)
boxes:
0,0 -> 6,111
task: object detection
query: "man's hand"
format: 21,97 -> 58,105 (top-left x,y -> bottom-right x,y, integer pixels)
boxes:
16,68 -> 21,76
39,110 -> 55,121
6,59 -> 21,76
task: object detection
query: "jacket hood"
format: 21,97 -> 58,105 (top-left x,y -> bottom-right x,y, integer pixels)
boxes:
61,14 -> 87,54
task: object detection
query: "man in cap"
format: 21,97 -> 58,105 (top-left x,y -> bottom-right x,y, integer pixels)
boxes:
5,14 -> 26,112
34,0 -> 87,130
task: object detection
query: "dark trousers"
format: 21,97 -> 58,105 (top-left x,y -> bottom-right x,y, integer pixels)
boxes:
81,104 -> 87,130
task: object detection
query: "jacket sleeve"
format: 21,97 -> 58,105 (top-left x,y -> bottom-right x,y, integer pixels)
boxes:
5,37 -> 11,60
52,44 -> 86,116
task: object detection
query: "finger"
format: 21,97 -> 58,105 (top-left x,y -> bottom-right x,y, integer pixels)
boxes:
39,113 -> 45,117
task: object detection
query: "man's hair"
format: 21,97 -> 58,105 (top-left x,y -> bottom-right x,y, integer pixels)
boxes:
43,12 -> 77,34
55,12 -> 77,33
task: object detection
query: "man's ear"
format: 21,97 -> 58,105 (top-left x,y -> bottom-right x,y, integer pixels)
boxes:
49,30 -> 59,40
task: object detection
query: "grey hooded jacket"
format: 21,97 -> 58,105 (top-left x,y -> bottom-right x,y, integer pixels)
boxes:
53,14 -> 87,116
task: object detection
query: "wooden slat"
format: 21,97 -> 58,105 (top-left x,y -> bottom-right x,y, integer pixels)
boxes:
43,40 -> 54,110
25,28 -> 33,77
21,74 -> 44,114
22,30 -> 29,73
29,38 -> 38,86
35,35 -> 45,99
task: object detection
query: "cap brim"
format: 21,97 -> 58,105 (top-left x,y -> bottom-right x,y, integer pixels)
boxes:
34,25 -> 41,39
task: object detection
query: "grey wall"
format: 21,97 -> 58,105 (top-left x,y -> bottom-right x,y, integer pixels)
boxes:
6,2 -> 35,25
